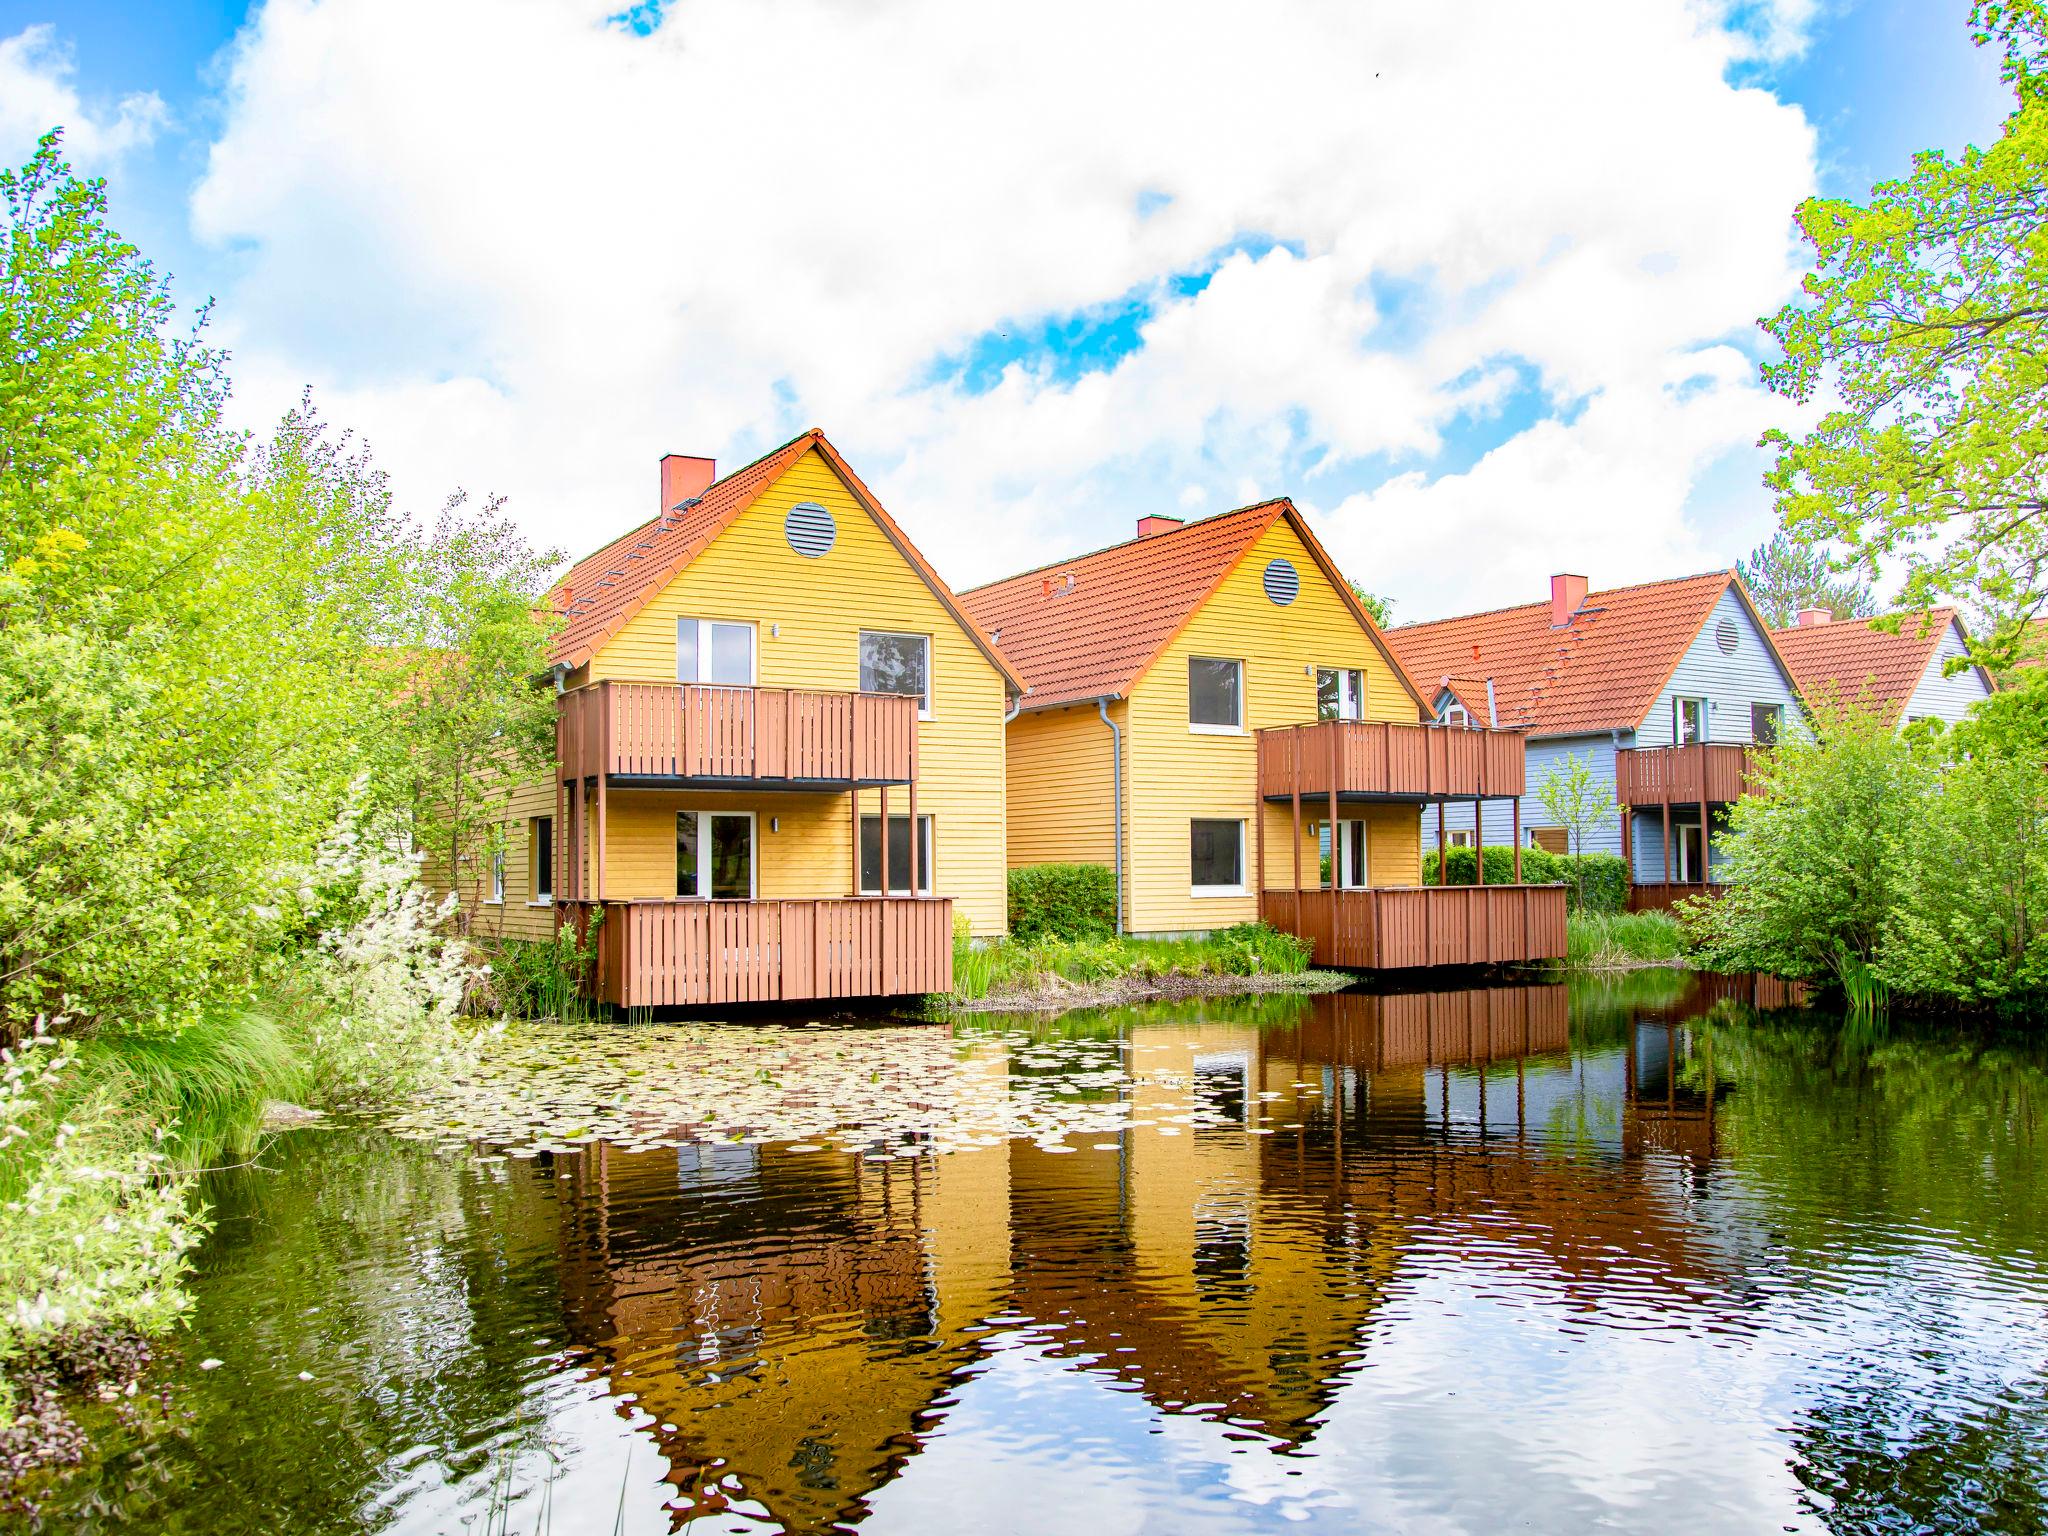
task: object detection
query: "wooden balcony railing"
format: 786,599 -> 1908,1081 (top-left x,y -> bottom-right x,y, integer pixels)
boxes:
1259,885 -> 1567,970
1625,881 -> 1729,914
557,682 -> 918,785
1257,720 -> 1526,802
1614,743 -> 1761,806
565,897 -> 952,1008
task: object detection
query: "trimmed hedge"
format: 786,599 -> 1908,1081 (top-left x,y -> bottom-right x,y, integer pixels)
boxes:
1007,862 -> 1118,941
1423,845 -> 1629,915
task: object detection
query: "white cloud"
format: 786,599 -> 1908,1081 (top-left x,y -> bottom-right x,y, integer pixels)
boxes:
185,0 -> 1819,610
0,25 -> 168,170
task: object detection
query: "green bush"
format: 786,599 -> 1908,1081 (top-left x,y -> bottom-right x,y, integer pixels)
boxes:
1423,845 -> 1628,913
1564,911 -> 1687,969
1007,863 -> 1118,941
479,925 -> 602,1020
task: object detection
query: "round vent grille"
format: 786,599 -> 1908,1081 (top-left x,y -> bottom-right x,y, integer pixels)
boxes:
1263,558 -> 1300,606
785,501 -> 836,559
1715,618 -> 1740,655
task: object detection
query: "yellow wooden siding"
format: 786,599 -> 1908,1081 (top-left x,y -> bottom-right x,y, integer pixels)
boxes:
1002,701 -> 1122,869
584,449 -> 1009,934
435,769 -> 560,942
1251,800 -> 1420,891
1123,517 -> 1421,933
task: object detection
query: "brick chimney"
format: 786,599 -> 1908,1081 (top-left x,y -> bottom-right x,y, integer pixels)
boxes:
659,454 -> 716,517
1550,573 -> 1588,628
1795,607 -> 1833,627
1137,515 -> 1184,538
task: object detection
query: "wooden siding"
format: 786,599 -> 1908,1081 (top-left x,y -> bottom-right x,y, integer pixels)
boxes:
1259,885 -> 1568,969
1641,584 -> 1804,748
1257,720 -> 1526,800
1004,701 -> 1121,868
583,448 -> 1009,935
431,767 -> 559,943
1123,517 -> 1421,934
572,897 -> 951,1007
1903,619 -> 1994,724
1613,743 -> 1760,805
559,682 -> 917,785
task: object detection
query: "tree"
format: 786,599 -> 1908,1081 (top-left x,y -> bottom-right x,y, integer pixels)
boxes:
1736,532 -> 1876,627
1347,579 -> 1394,627
1757,4 -> 2048,672
1534,753 -> 1617,903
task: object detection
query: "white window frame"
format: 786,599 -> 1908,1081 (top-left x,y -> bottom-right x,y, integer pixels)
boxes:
528,815 -> 554,906
858,630 -> 933,719
1751,702 -> 1783,745
487,847 -> 505,904
1334,818 -> 1371,889
857,813 -> 934,895
676,618 -> 757,686
1439,698 -> 1469,727
1188,657 -> 1245,735
1190,818 -> 1248,898
675,810 -> 758,901
1318,667 -> 1365,722
1673,695 -> 1706,746
1447,829 -> 1475,849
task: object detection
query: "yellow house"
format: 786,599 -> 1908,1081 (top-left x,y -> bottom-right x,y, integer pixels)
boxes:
959,504 -> 1564,967
469,429 -> 1023,1006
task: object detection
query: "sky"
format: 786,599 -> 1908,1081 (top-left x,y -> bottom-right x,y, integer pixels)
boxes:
0,0 -> 2016,621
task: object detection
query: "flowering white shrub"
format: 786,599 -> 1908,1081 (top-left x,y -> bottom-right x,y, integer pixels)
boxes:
282,782 -> 487,1111
0,1027 -> 206,1394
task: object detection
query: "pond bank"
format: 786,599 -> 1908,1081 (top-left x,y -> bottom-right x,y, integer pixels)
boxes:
946,966 -> 1352,1013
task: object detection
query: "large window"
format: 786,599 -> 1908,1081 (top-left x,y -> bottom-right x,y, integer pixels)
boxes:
1673,696 -> 1706,746
1188,658 -> 1243,731
1751,703 -> 1782,746
1317,667 -> 1364,722
676,811 -> 755,900
677,618 -> 755,685
859,814 -> 933,894
860,631 -> 931,716
1190,819 -> 1245,896
529,816 -> 554,903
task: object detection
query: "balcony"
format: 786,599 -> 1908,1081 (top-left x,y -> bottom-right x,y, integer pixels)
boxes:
567,897 -> 952,1008
1257,720 -> 1526,803
558,682 -> 918,787
1259,885 -> 1567,970
1614,743 -> 1761,806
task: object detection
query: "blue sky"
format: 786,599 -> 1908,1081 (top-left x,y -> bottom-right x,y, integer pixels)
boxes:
0,0 -> 2018,617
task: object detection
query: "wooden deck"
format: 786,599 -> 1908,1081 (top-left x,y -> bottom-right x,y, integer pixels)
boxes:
1257,720 -> 1526,801
1626,881 -> 1727,914
1259,885 -> 1567,970
558,682 -> 918,786
1614,743 -> 1760,806
566,897 -> 952,1007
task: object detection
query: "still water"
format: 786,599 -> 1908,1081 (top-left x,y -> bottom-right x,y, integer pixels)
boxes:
32,974 -> 2048,1534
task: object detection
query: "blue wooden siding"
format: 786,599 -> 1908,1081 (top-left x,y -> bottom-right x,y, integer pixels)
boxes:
1428,731 -> 1627,860
1903,620 -> 1992,726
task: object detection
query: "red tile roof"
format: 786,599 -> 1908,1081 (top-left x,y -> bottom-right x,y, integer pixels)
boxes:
1385,571 -> 1786,737
957,501 -> 1425,713
546,430 -> 1023,690
1770,610 -> 1978,725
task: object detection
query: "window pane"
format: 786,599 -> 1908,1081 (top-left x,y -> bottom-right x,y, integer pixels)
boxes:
1752,704 -> 1781,746
1675,698 -> 1703,745
860,815 -> 928,893
1188,658 -> 1241,727
534,818 -> 553,898
1316,669 -> 1339,721
860,633 -> 928,711
709,814 -> 752,900
709,624 -> 752,685
1344,822 -> 1367,887
676,812 -> 700,897
676,618 -> 700,682
1190,819 -> 1242,888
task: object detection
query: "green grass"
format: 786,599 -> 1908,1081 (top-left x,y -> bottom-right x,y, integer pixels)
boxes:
1563,911 -> 1689,971
949,921 -> 1315,1002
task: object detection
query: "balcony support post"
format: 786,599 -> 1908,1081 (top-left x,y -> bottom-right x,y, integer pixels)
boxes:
1326,725 -> 1339,892
1512,798 -> 1522,883
1475,799 -> 1485,885
1620,804 -> 1633,884
1254,746 -> 1266,908
879,782 -> 890,897
1291,728 -> 1303,897
1436,797 -> 1447,884
1662,798 -> 1672,885
849,787 -> 860,897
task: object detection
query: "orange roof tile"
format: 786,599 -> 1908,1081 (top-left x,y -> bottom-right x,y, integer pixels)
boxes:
546,430 -> 1022,690
1770,610 -> 1978,726
1385,571 -> 1783,737
958,501 -> 1425,713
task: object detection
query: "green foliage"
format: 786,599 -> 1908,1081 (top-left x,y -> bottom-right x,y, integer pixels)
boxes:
1757,12 -> 2048,672
1346,578 -> 1394,626
1423,844 -> 1628,914
1006,863 -> 1118,941
478,927 -> 603,1021
1533,753 -> 1618,907
1736,532 -> 1876,628
948,921 -> 1315,1003
1562,911 -> 1687,970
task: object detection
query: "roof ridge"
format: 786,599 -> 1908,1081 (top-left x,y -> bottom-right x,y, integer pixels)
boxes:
957,498 -> 1289,597
1389,567 -> 1731,634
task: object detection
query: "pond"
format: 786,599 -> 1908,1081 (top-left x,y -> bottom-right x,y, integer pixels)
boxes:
24,974 -> 2048,1534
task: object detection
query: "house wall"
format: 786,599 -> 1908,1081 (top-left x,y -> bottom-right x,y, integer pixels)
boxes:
582,447 -> 1011,935
1120,516 -> 1422,934
434,769 -> 560,942
1903,620 -> 1992,726
1430,731 -> 1625,862
1004,701 -> 1121,869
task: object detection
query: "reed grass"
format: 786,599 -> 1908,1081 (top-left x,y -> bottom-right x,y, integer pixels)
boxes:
1563,911 -> 1689,971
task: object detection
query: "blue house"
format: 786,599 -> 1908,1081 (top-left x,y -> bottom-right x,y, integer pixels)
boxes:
1385,572 -> 1804,906
1772,607 -> 1993,730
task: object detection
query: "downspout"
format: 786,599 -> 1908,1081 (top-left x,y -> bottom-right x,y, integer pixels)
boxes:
1004,691 -> 1022,724
1098,697 -> 1124,935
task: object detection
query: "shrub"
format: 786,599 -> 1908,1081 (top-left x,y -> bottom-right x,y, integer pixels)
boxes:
1007,863 -> 1118,941
478,926 -> 602,1020
1424,846 -> 1628,913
